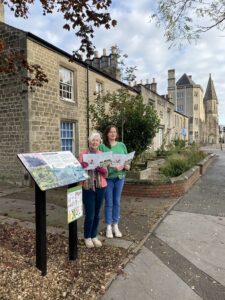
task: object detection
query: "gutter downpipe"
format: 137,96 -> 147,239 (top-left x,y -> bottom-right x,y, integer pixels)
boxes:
86,65 -> 90,141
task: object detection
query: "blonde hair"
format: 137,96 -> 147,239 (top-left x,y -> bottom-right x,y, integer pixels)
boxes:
88,131 -> 102,143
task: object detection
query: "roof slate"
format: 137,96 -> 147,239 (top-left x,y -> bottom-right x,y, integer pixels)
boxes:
176,73 -> 196,86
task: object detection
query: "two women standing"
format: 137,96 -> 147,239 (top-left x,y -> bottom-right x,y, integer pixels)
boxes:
79,125 -> 129,248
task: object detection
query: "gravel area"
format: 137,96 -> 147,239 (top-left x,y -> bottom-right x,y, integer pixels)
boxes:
0,222 -> 128,300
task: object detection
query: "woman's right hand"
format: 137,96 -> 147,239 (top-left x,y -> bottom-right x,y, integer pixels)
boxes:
114,165 -> 124,172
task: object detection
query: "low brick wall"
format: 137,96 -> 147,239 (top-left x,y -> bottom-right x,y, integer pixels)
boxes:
197,153 -> 215,175
123,154 -> 216,198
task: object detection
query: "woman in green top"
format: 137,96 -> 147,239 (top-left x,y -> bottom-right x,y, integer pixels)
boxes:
99,125 -> 130,238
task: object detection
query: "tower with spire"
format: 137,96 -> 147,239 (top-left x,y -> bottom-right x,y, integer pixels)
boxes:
204,74 -> 219,144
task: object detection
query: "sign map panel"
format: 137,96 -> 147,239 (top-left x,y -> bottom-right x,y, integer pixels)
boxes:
18,151 -> 88,191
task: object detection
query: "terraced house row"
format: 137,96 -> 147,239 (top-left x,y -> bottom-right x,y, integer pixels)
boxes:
0,5 -> 219,184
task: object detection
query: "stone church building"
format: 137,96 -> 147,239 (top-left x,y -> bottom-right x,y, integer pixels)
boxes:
168,69 -> 219,144
204,74 -> 219,144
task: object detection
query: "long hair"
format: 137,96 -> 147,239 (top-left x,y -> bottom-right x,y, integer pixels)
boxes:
103,125 -> 119,148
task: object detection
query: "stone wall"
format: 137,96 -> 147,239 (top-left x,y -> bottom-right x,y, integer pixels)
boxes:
0,23 -> 29,184
27,38 -> 86,154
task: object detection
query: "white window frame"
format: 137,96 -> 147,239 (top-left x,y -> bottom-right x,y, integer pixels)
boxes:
96,81 -> 103,97
60,121 -> 75,154
59,66 -> 74,102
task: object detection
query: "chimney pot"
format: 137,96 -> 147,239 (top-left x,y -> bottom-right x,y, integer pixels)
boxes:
94,50 -> 99,58
111,46 -> 117,54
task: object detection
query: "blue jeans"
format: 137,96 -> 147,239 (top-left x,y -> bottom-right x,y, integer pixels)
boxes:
105,177 -> 125,225
83,187 -> 105,239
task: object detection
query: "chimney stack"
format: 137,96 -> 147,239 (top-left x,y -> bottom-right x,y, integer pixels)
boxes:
150,78 -> 157,92
103,48 -> 106,56
94,50 -> 99,58
111,46 -> 117,55
168,69 -> 176,104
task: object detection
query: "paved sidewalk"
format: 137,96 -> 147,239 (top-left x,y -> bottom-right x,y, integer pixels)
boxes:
102,149 -> 225,300
1,147 -> 224,299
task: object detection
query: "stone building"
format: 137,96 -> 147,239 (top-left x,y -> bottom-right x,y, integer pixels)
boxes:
204,74 -> 219,144
134,79 -> 189,150
0,13 -> 137,184
67,46 -> 190,150
167,69 -> 219,144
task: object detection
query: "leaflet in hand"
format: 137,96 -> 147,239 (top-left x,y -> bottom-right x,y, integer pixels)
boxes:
83,152 -> 113,170
83,151 -> 135,170
111,151 -> 135,167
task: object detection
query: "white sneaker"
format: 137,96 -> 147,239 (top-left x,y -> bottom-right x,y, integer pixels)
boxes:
113,224 -> 122,238
106,225 -> 113,238
84,238 -> 94,248
92,237 -> 102,247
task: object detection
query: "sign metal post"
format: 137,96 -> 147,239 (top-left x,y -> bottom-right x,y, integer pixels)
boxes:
69,219 -> 78,260
35,183 -> 47,276
68,183 -> 78,260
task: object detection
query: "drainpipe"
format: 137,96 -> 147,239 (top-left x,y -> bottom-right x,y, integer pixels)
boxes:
86,65 -> 90,141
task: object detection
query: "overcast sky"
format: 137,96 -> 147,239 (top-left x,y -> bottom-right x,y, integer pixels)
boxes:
4,0 -> 225,124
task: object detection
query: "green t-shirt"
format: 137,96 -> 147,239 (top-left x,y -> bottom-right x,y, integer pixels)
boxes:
99,142 -> 127,178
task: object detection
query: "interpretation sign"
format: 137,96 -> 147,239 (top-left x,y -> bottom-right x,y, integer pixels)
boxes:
18,151 -> 89,191
67,186 -> 83,223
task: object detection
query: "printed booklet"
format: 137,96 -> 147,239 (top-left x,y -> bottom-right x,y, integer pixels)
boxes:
83,151 -> 135,170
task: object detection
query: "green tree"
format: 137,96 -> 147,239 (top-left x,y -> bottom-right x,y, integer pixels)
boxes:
89,89 -> 160,156
152,0 -> 225,47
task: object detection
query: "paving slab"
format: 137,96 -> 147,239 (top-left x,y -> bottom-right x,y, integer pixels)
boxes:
0,197 -> 68,228
155,210 -> 225,286
1,186 -> 177,242
102,246 -> 202,300
174,152 -> 225,217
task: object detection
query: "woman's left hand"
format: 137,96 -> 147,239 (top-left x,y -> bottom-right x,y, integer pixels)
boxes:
124,164 -> 130,171
95,167 -> 108,177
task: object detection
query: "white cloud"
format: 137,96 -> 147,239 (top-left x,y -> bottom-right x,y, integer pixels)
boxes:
4,1 -> 225,124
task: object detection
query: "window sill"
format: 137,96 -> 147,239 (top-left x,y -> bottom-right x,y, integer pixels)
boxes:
60,97 -> 76,104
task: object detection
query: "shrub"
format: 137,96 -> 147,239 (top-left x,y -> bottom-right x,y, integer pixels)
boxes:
160,144 -> 207,178
173,139 -> 186,149
160,154 -> 191,177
